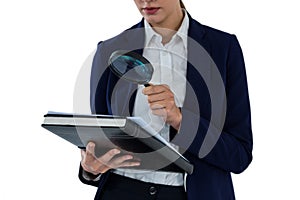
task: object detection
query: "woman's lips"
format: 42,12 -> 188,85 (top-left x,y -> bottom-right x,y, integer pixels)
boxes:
143,7 -> 160,15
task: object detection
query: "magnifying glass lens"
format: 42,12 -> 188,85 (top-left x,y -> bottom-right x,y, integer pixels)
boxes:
109,51 -> 154,86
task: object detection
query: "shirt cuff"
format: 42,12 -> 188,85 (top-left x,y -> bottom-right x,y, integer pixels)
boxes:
81,169 -> 102,181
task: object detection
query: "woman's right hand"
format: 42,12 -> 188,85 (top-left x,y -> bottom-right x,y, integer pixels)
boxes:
81,142 -> 140,175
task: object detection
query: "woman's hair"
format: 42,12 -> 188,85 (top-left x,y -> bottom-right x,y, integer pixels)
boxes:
180,0 -> 186,9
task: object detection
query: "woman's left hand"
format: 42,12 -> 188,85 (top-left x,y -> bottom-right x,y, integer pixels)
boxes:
143,84 -> 182,130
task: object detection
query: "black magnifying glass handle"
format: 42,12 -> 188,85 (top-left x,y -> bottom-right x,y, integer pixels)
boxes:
144,83 -> 151,87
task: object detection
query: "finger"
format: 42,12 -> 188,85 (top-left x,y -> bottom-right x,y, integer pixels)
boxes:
80,149 -> 86,161
98,155 -> 140,172
80,150 -> 91,171
86,142 -> 95,153
99,149 -> 121,163
149,103 -> 166,110
84,142 -> 96,162
146,88 -> 174,104
117,161 -> 141,168
111,154 -> 134,165
98,152 -> 125,171
143,85 -> 167,95
84,149 -> 121,173
151,108 -> 168,117
108,155 -> 140,168
147,94 -> 166,103
80,150 -> 87,168
149,97 -> 176,110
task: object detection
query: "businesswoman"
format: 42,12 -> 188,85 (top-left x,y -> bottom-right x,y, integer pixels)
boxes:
79,0 -> 253,199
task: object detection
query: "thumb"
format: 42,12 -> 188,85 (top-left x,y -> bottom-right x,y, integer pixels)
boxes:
86,142 -> 95,154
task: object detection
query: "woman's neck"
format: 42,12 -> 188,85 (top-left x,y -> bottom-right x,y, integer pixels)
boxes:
151,9 -> 184,45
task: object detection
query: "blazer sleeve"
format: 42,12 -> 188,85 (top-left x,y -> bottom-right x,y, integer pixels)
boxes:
173,35 -> 253,174
204,35 -> 253,173
78,164 -> 101,187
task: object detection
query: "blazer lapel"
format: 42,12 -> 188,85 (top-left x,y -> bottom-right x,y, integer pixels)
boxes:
128,20 -> 145,116
184,15 -> 212,113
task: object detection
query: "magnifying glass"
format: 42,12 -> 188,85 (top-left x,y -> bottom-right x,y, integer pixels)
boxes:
108,50 -> 153,87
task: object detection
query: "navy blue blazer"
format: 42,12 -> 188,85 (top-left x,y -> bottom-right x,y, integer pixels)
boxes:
79,14 -> 253,200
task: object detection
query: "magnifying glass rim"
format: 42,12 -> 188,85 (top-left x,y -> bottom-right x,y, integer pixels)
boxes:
108,50 -> 154,84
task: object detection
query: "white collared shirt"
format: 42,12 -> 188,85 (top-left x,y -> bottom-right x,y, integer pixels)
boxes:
113,10 -> 189,186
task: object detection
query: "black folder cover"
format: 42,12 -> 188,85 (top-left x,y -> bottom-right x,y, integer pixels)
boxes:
41,112 -> 193,174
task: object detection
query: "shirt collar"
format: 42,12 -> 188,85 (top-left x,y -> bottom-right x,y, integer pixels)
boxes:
144,9 -> 189,48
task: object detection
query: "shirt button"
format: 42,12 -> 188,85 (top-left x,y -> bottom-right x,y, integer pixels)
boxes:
149,186 -> 157,195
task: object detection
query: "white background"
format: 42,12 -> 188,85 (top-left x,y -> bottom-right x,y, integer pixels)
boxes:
1,0 -> 299,199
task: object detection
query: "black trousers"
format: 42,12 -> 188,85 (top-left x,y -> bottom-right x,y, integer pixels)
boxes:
98,173 -> 187,200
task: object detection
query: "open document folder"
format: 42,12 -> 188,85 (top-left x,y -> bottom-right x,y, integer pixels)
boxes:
41,111 -> 194,174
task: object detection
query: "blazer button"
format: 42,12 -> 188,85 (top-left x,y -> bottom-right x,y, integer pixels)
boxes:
149,186 -> 157,195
